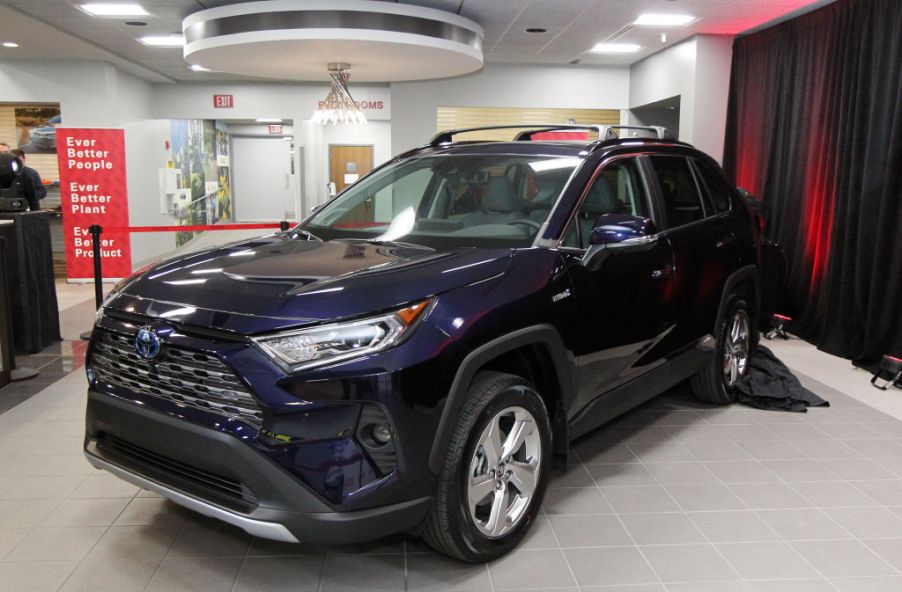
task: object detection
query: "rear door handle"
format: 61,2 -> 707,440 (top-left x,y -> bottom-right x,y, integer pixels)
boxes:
651,264 -> 672,280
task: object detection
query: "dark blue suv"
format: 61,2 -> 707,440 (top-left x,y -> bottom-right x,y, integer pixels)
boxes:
84,125 -> 760,562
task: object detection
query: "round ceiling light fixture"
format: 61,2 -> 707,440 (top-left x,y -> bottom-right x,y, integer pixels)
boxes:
525,28 -> 547,33
181,0 -> 484,82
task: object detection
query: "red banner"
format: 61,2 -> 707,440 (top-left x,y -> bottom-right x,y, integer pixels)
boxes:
57,128 -> 132,280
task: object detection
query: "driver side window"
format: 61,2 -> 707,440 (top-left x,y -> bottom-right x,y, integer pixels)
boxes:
562,159 -> 648,249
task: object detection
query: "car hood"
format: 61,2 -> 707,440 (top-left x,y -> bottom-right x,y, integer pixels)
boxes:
112,236 -> 512,334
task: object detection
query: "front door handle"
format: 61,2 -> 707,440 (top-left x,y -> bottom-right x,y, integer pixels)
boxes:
715,235 -> 735,248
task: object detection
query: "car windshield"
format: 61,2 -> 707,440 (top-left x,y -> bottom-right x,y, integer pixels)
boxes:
304,153 -> 582,251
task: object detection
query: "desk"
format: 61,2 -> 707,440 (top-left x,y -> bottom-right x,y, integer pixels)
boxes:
0,212 -> 61,354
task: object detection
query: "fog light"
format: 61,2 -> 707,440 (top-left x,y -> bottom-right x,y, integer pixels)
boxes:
370,423 -> 392,445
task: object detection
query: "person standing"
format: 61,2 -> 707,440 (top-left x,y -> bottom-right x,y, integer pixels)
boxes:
10,149 -> 47,202
0,142 -> 10,153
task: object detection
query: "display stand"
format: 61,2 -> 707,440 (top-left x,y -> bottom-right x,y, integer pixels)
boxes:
0,211 -> 61,354
0,221 -> 13,388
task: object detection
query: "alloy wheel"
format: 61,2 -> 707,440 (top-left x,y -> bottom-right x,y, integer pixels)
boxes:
723,309 -> 751,387
467,405 -> 542,539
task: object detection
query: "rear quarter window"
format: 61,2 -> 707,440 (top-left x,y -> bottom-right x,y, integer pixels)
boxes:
692,158 -> 734,213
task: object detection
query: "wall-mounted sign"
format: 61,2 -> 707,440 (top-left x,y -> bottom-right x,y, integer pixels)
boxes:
213,95 -> 234,108
268,124 -> 283,135
56,128 -> 132,280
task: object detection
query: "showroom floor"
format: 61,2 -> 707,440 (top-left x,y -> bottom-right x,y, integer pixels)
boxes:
1,285 -> 902,591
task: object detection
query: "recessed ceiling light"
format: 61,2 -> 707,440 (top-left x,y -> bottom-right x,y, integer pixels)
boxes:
256,118 -> 282,123
188,64 -> 211,72
525,28 -> 547,33
81,3 -> 149,17
139,35 -> 184,47
124,21 -> 148,27
1,42 -> 19,48
590,43 -> 641,54
633,13 -> 696,27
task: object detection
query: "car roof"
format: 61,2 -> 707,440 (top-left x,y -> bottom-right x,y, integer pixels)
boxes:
403,138 -> 698,160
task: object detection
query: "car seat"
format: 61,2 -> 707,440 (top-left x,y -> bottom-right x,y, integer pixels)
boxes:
462,176 -> 528,227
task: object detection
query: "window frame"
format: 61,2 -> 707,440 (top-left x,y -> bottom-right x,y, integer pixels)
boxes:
689,156 -> 734,215
556,154 -> 656,253
644,154 -> 715,232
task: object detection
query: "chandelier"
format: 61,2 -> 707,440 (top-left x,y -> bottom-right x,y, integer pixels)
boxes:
311,63 -> 367,125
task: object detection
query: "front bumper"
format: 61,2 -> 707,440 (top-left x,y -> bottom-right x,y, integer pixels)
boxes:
84,390 -> 431,544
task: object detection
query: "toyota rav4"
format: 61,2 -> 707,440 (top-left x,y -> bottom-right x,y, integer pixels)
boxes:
84,125 -> 760,562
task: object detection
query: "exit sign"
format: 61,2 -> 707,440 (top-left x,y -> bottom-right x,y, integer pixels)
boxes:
213,95 -> 234,108
268,124 -> 283,135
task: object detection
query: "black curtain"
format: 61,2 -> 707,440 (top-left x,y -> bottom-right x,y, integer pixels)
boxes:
723,0 -> 902,366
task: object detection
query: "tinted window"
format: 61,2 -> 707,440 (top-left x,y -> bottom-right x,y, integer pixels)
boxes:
649,156 -> 706,229
562,159 -> 648,249
692,158 -> 733,213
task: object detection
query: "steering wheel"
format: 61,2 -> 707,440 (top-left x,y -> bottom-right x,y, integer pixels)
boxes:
508,218 -> 542,232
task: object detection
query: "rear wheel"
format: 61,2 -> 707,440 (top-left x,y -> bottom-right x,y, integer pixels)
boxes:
691,299 -> 752,405
422,371 -> 551,562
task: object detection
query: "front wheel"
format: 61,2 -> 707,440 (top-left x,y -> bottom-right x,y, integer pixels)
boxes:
422,371 -> 551,562
691,299 -> 752,405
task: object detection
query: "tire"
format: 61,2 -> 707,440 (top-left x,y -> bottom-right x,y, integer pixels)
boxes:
422,371 -> 552,562
691,298 -> 752,405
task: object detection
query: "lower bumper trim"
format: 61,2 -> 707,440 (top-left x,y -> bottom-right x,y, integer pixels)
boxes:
85,452 -> 300,543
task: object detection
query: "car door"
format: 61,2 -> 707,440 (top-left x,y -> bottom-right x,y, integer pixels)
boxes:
643,154 -> 739,352
560,156 -> 676,415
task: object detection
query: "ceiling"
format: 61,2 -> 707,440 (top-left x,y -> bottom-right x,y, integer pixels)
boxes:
0,0 -> 835,83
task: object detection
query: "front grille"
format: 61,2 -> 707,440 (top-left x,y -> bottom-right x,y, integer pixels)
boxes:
98,433 -> 258,512
91,329 -> 264,428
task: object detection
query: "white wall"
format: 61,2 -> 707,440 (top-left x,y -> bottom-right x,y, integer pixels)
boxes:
390,63 -> 631,154
628,35 -> 733,162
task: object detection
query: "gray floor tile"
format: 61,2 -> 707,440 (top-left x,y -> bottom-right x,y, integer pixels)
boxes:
543,486 -> 613,515
0,529 -> 29,560
0,499 -> 59,529
113,497 -> 188,528
146,556 -> 242,592
90,523 -> 184,560
641,543 -> 738,583
246,536 -> 326,556
489,548 -> 576,589
645,462 -> 719,485
232,556 -> 323,592
406,553 -> 491,591
1,475 -> 86,500
575,443 -> 639,464
549,514 -> 633,547
843,439 -> 902,459
717,541 -> 820,579
849,480 -> 902,505
518,515 -> 560,550
628,441 -> 697,463
168,518 -> 250,557
790,481 -> 880,508
682,440 -> 754,462
603,486 -> 681,514
689,510 -> 780,543
760,460 -> 842,482
620,512 -> 707,545
862,538 -> 902,571
822,507 -> 902,539
4,526 -> 106,562
59,553 -> 161,592
792,440 -> 864,460
818,459 -> 898,481
748,580 -> 835,592
829,575 -> 902,591
736,439 -> 805,461
0,561 -> 78,592
41,498 -> 129,527
791,539 -> 897,578
668,582 -> 754,592
319,553 -> 406,591
704,461 -> 782,483
564,546 -> 658,587
549,464 -> 597,488
756,508 -> 850,541
728,482 -> 811,509
665,484 -> 747,511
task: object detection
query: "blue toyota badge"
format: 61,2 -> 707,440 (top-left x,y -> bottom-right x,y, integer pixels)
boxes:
135,326 -> 161,360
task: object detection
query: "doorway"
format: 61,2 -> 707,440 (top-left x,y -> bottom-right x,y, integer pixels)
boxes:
232,135 -> 296,222
329,144 -> 374,194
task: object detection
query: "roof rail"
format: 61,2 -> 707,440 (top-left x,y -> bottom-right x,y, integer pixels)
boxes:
427,123 -> 673,146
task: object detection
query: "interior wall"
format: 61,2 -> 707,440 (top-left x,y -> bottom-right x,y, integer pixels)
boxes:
390,63 -> 631,154
628,35 -> 733,162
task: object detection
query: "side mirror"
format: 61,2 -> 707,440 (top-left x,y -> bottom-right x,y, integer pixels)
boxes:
588,214 -> 657,245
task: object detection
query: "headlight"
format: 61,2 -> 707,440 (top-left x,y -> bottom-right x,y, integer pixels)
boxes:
253,300 -> 431,372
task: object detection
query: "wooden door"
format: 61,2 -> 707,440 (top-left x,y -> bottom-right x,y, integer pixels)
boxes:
329,145 -> 374,193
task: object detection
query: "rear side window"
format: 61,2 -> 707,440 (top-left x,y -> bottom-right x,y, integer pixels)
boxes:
692,158 -> 733,213
648,156 -> 706,229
